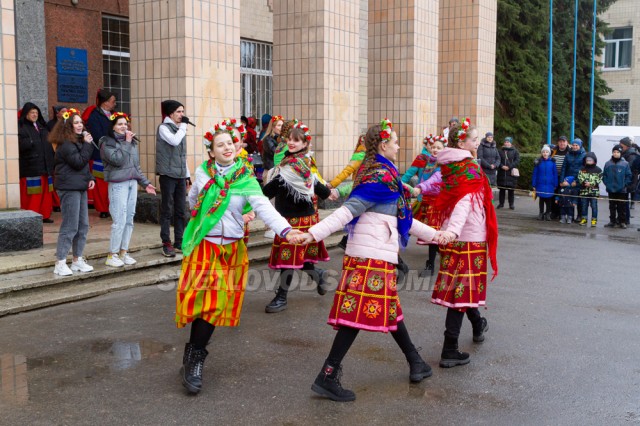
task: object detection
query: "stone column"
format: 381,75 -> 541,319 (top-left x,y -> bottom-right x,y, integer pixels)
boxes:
368,1 -> 440,171
438,0 -> 497,134
14,0 -> 48,118
0,1 -> 20,208
129,0 -> 241,184
272,0 -> 360,179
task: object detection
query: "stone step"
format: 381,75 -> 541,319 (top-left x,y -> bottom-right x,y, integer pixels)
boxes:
0,234 -> 344,317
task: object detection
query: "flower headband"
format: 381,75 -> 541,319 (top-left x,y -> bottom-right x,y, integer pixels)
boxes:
424,134 -> 448,146
109,112 -> 131,122
62,108 -> 81,122
292,119 -> 312,142
452,117 -> 471,143
379,118 -> 393,142
272,115 -> 284,123
203,118 -> 247,150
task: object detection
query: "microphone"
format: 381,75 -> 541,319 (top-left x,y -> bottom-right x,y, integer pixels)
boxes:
181,116 -> 196,127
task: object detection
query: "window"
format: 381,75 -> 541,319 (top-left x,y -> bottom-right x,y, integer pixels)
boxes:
240,39 -> 273,119
102,15 -> 131,113
604,28 -> 632,70
605,100 -> 629,126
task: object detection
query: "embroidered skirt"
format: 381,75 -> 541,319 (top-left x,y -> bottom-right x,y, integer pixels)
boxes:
327,256 -> 403,333
431,241 -> 487,310
175,239 -> 249,328
268,214 -> 329,269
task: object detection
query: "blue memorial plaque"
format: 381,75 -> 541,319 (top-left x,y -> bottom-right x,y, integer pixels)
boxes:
57,75 -> 88,103
56,47 -> 88,76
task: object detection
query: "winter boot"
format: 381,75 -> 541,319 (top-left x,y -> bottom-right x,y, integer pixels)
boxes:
439,336 -> 470,368
604,221 -> 616,228
559,215 -> 566,224
314,268 -> 328,295
537,213 -> 544,221
419,260 -> 434,278
337,235 -> 348,250
472,317 -> 489,343
544,213 -> 552,221
180,344 -> 209,394
405,350 -> 433,383
265,287 -> 288,313
311,363 -> 356,402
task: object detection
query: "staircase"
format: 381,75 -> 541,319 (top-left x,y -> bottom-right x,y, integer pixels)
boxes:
0,218 -> 343,317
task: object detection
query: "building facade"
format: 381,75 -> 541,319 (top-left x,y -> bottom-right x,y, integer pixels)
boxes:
0,0 -> 498,209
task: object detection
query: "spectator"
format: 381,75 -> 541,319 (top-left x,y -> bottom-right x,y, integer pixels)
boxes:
46,105 -> 67,132
242,116 -> 258,154
556,176 -> 579,224
603,145 -> 632,229
577,152 -> 602,227
497,136 -> 520,209
442,116 -> 459,141
49,108 -> 95,276
18,102 -> 55,223
550,135 -> 570,219
619,137 -> 638,224
477,131 -> 500,186
531,145 -> 557,220
560,138 -> 586,221
261,115 -> 283,176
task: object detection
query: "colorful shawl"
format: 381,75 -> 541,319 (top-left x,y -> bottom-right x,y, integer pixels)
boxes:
433,156 -> 499,279
272,149 -> 315,203
348,154 -> 413,248
182,159 -> 263,256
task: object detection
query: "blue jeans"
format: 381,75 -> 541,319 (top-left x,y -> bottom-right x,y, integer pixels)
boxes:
108,180 -> 138,253
581,196 -> 598,219
55,190 -> 89,260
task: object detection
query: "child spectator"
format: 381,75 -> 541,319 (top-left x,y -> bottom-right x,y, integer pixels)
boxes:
577,152 -> 602,227
556,176 -> 578,224
603,145 -> 632,229
531,145 -> 557,221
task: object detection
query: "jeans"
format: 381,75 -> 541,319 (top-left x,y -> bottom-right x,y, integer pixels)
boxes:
55,190 -> 89,260
580,196 -> 598,219
108,180 -> 138,253
159,175 -> 186,245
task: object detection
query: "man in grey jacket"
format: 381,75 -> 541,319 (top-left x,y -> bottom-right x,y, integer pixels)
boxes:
477,132 -> 500,186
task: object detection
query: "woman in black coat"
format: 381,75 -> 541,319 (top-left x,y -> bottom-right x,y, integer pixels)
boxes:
18,102 -> 55,222
497,136 -> 520,209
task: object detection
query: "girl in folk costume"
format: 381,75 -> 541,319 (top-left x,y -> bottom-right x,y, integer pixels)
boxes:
176,122 -> 300,394
409,135 -> 447,276
272,118 -> 295,168
262,122 -> 333,313
297,119 -> 445,402
430,118 -> 499,368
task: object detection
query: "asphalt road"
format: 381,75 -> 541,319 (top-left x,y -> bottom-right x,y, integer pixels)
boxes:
1,198 -> 639,425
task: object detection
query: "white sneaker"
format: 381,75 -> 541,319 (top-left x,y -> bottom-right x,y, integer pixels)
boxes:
122,253 -> 137,265
105,253 -> 125,268
264,229 -> 276,239
71,257 -> 94,272
53,260 -> 73,276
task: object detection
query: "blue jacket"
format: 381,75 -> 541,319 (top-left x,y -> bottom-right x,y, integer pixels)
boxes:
602,157 -> 632,194
532,157 -> 557,198
560,148 -> 586,182
401,147 -> 432,184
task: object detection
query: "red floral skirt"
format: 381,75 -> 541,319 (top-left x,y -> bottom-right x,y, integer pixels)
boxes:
431,241 -> 487,310
327,256 -> 402,333
268,214 -> 329,269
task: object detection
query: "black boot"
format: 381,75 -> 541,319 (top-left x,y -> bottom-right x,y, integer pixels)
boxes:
537,213 -> 544,220
180,344 -> 209,394
396,256 -> 409,275
311,363 -> 356,402
472,317 -> 488,343
337,235 -> 348,250
544,213 -> 551,221
419,260 -> 434,278
439,336 -> 470,368
308,267 -> 327,296
265,287 -> 288,313
406,350 -> 433,383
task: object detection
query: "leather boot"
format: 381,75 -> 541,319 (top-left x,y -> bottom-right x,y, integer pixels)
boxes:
472,317 -> 488,343
265,287 -> 288,313
311,363 -> 356,402
405,350 -> 433,383
419,260 -> 434,278
181,344 -> 209,394
307,267 -> 327,295
439,336 -> 470,368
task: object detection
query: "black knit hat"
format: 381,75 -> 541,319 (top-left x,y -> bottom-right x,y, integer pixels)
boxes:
161,100 -> 184,117
612,144 -> 623,153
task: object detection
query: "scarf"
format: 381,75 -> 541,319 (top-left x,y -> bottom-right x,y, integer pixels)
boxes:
272,149 -> 315,203
433,156 -> 499,280
273,140 -> 288,167
350,144 -> 366,162
181,159 -> 263,256
348,154 -> 413,248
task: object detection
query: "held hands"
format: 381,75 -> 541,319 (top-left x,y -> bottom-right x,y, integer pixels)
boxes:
88,180 -> 96,190
285,229 -> 303,243
434,230 -> 456,245
145,184 -> 157,195
325,183 -> 333,189
328,188 -> 340,201
295,232 -> 316,245
243,211 -> 256,224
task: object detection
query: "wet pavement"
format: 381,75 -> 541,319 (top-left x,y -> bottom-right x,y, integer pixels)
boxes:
1,197 -> 640,425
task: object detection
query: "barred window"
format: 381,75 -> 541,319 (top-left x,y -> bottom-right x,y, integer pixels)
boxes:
241,39 -> 273,120
605,100 -> 629,126
604,27 -> 632,70
102,15 -> 131,114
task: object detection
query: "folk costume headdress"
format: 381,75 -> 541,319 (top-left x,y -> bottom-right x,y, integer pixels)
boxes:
347,119 -> 413,248
270,120 -> 315,203
181,121 -> 263,256
433,119 -> 499,280
62,108 -> 82,123
109,112 -> 130,123
203,118 -> 246,151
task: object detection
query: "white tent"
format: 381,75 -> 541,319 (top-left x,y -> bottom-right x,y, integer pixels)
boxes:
590,126 -> 640,195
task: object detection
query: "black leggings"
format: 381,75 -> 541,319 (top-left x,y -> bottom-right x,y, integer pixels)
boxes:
538,197 -> 552,215
428,244 -> 438,265
189,318 -> 215,350
326,321 -> 417,366
444,308 -> 482,339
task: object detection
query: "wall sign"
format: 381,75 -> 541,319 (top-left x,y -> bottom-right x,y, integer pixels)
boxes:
56,47 -> 88,103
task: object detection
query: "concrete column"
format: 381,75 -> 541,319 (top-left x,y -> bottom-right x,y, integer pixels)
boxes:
15,0 -> 48,118
272,0 -> 360,179
438,0 -> 497,134
0,1 -> 20,208
129,0 -> 241,184
368,0 -> 440,171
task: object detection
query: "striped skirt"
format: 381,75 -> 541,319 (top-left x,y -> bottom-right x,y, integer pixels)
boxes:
431,241 -> 487,310
327,256 -> 403,333
268,214 -> 329,269
175,239 -> 249,328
